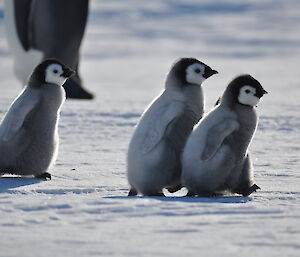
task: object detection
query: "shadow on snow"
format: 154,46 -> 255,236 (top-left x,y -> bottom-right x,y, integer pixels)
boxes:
106,195 -> 252,204
0,176 -> 42,192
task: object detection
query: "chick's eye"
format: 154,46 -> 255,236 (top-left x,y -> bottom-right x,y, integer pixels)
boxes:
194,68 -> 201,74
245,89 -> 251,94
53,69 -> 58,74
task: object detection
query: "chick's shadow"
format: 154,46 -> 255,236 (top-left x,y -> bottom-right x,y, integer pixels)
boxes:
0,176 -> 42,192
106,195 -> 252,204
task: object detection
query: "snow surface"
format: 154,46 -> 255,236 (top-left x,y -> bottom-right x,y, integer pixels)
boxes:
0,0 -> 299,256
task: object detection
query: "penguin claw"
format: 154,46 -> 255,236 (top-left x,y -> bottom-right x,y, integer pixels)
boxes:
215,97 -> 221,106
167,184 -> 183,193
241,184 -> 261,196
253,184 -> 261,190
35,172 -> 51,180
185,190 -> 196,197
150,192 -> 165,197
128,188 -> 138,196
145,191 -> 165,197
63,76 -> 94,99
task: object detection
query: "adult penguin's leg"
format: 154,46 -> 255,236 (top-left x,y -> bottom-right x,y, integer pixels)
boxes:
30,0 -> 93,99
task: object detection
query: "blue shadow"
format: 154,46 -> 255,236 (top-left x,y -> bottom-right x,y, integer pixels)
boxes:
0,177 -> 42,192
105,195 -> 252,204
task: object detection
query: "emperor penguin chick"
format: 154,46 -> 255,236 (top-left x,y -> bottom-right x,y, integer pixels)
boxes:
127,58 -> 218,196
182,74 -> 268,196
0,59 -> 74,179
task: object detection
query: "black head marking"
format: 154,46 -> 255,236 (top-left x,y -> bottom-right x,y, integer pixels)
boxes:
29,58 -> 75,86
222,74 -> 267,108
171,58 -> 201,83
170,57 -> 218,85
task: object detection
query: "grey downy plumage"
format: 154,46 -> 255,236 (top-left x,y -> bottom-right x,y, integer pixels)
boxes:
182,74 -> 267,196
127,58 -> 218,196
0,59 -> 74,179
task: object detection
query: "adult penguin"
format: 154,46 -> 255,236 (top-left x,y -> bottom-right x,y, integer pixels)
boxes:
4,0 -> 93,99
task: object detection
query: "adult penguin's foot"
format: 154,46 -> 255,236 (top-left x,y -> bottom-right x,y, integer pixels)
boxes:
63,75 -> 94,99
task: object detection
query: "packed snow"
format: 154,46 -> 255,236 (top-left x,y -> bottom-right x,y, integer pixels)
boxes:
0,1 -> 299,256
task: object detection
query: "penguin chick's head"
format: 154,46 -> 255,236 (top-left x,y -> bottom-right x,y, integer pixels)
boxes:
30,59 -> 75,86
224,74 -> 268,107
170,58 -> 218,86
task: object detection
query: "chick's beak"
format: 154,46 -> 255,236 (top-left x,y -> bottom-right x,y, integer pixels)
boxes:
204,68 -> 218,79
63,67 -> 75,78
255,88 -> 268,98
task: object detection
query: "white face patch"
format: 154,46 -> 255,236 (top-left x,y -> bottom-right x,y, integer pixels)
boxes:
185,63 -> 206,85
238,85 -> 260,106
45,63 -> 67,86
